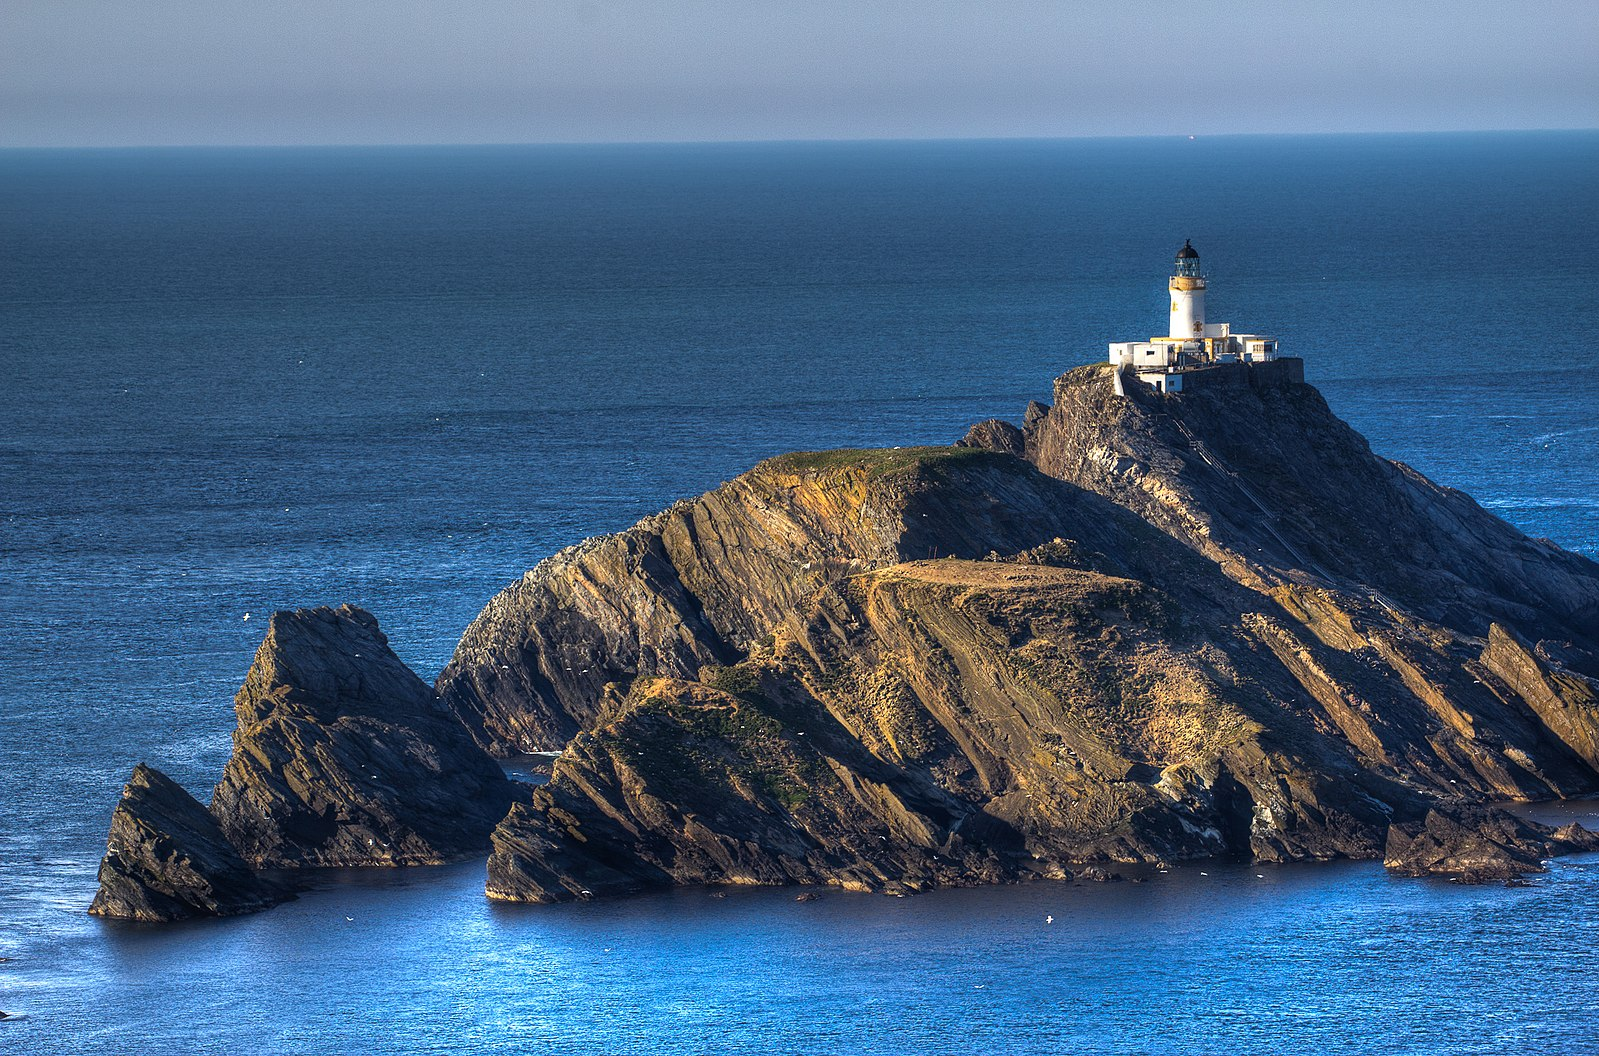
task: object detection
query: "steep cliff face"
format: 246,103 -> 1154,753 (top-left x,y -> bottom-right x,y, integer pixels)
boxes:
778,558 -> 1400,866
488,553 -> 1405,902
90,765 -> 289,922
210,605 -> 515,868
1002,363 -> 1599,647
93,365 -> 1599,916
968,364 -> 1599,804
476,367 -> 1599,899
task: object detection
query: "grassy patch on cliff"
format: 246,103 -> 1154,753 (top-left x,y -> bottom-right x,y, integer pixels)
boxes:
701,664 -> 769,706
616,679 -> 825,812
763,446 -> 1013,480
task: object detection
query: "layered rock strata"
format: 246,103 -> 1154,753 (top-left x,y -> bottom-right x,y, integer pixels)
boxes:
211,605 -> 516,867
92,365 -> 1599,916
447,365 -> 1599,900
92,606 -> 518,920
89,764 -> 288,922
437,447 -> 1144,754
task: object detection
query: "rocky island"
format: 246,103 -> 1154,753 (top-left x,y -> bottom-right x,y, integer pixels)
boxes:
91,363 -> 1599,920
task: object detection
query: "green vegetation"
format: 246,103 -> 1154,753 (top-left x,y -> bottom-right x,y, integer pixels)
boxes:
701,664 -> 768,706
623,680 -> 820,810
762,445 -> 1011,480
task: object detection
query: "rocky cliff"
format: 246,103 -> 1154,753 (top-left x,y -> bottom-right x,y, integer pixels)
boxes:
998,363 -> 1599,648
437,447 -> 1151,754
92,364 -> 1599,918
446,363 -> 1599,900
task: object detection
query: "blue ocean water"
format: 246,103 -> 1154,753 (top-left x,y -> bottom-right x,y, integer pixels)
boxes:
2,133 -> 1597,1054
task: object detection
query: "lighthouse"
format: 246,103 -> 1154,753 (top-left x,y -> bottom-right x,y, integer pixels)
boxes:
1107,241 -> 1283,394
1169,240 -> 1205,339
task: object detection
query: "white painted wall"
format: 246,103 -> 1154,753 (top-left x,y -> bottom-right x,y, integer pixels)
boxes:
1170,283 -> 1204,339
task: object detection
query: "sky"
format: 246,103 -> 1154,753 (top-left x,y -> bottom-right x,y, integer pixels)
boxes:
2,0 -> 1596,147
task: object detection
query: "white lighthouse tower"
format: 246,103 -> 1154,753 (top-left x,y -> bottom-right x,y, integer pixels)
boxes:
1107,241 -> 1282,393
1169,239 -> 1205,339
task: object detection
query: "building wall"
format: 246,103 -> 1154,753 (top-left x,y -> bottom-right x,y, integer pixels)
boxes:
1174,357 -> 1305,393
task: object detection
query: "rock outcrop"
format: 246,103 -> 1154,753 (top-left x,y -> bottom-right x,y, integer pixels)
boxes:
210,605 -> 516,867
1013,363 -> 1599,647
1383,805 -> 1599,882
456,364 -> 1599,901
89,764 -> 288,922
488,675 -> 1013,903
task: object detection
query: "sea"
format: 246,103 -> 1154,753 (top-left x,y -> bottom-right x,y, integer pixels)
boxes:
2,132 -> 1597,1055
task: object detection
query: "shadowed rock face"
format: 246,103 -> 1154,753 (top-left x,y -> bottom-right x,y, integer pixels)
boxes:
1013,363 -> 1599,647
470,367 -> 1599,900
90,765 -> 289,922
1383,805 -> 1599,882
210,605 -> 515,868
488,675 -> 1015,903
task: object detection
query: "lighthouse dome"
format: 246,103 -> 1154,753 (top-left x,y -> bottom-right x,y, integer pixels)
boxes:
1176,239 -> 1199,260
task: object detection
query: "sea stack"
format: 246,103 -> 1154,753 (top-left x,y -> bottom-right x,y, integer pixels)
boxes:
210,605 -> 517,867
89,764 -> 288,922
91,605 -> 524,922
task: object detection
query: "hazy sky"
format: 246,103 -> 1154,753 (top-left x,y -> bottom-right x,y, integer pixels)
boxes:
4,0 -> 1596,147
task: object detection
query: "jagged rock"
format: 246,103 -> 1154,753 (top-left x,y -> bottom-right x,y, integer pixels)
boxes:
1074,866 -> 1124,883
484,552 -> 1403,902
1011,363 -> 1599,649
1480,624 -> 1599,772
94,367 -> 1597,912
210,605 -> 515,868
973,364 -> 1599,800
958,419 -> 1025,456
1383,805 -> 1599,882
461,367 -> 1599,902
486,802 -> 651,903
89,764 -> 289,922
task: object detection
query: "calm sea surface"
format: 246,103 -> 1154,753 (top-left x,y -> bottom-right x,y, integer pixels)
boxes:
2,133 -> 1597,1054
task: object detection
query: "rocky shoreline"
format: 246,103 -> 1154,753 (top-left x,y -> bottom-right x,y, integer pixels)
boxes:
90,364 -> 1599,921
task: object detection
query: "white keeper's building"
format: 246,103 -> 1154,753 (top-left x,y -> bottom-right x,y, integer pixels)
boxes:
1109,241 -> 1279,393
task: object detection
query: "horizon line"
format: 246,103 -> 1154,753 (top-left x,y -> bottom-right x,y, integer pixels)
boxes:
3,125 -> 1597,153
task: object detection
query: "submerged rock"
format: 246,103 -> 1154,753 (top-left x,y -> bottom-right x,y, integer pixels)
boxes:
210,605 -> 515,868
89,764 -> 289,922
